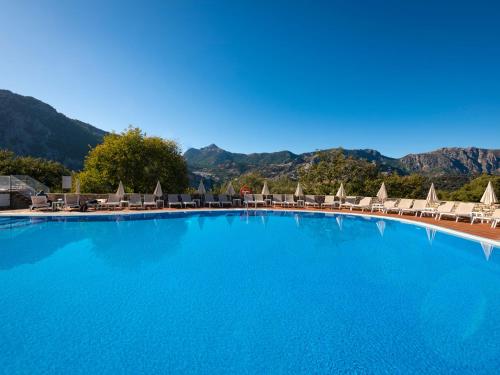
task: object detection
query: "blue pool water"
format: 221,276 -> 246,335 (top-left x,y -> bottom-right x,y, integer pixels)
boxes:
0,211 -> 499,374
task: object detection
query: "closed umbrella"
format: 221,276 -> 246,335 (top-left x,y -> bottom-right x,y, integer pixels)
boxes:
426,183 -> 438,204
153,181 -> 163,198
336,183 -> 346,200
225,181 -> 236,196
262,181 -> 270,195
376,182 -> 388,202
294,182 -> 304,197
116,181 -> 125,200
197,179 -> 207,195
75,179 -> 80,195
480,181 -> 497,206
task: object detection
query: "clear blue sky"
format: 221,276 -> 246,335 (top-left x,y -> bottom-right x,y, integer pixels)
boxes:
1,0 -> 499,157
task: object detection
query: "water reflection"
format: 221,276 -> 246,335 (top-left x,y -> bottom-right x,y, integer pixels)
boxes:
336,215 -> 343,231
88,217 -> 189,269
0,220 -> 86,270
425,227 -> 437,245
376,220 -> 386,237
480,242 -> 494,261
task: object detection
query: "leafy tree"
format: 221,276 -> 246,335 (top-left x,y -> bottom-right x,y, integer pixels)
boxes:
299,150 -> 378,195
0,149 -> 70,190
78,127 -> 188,193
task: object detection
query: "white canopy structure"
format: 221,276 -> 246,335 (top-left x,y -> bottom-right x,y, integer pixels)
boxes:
480,181 -> 497,206
294,182 -> 304,197
197,179 -> 207,194
376,182 -> 388,202
225,181 -> 236,196
153,181 -> 163,198
116,181 -> 125,199
426,183 -> 438,204
262,181 -> 270,195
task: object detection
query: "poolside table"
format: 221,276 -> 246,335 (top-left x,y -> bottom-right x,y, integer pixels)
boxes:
156,199 -> 164,209
52,200 -> 64,211
232,198 -> 241,207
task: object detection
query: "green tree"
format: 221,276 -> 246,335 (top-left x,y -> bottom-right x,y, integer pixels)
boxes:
299,150 -> 378,195
0,149 -> 70,190
78,127 -> 188,193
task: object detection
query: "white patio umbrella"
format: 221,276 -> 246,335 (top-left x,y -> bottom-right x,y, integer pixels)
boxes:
376,182 -> 388,202
294,182 -> 304,197
153,181 -> 163,198
480,181 -> 497,206
116,181 -> 125,200
262,181 -> 270,195
197,179 -> 206,195
75,178 -> 80,194
225,181 -> 236,196
336,183 -> 346,200
426,183 -> 438,204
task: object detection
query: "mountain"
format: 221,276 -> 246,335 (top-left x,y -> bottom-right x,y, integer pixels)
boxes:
184,144 -> 500,182
0,89 -> 106,170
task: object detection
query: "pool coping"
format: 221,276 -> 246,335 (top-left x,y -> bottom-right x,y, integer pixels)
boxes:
1,207 -> 498,247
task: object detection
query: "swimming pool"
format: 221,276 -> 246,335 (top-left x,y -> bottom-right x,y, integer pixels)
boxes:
0,210 -> 499,374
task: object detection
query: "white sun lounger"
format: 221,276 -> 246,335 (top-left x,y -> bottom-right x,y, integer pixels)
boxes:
378,200 -> 396,213
204,194 -> 221,208
104,194 -> 121,210
489,209 -> 500,228
420,201 -> 454,218
218,194 -> 233,207
143,194 -> 157,209
385,199 -> 412,214
437,202 -> 475,222
30,196 -> 51,211
400,199 -> 427,216
284,194 -> 296,207
180,194 -> 197,208
349,197 -> 372,212
64,194 -> 80,211
244,194 -> 255,208
272,194 -> 285,207
321,195 -> 337,209
304,195 -> 319,208
128,193 -> 143,209
253,194 -> 267,207
167,194 -> 183,208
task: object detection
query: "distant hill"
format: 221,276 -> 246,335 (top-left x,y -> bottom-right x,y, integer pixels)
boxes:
0,89 -> 106,170
185,144 -> 500,183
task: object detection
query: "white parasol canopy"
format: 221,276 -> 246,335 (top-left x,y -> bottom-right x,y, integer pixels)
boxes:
426,183 -> 438,204
116,181 -> 125,200
262,181 -> 270,195
336,183 -> 346,199
225,181 -> 236,196
75,178 -> 80,194
480,181 -> 497,205
197,179 -> 207,194
376,182 -> 388,202
294,182 -> 304,197
153,181 -> 163,198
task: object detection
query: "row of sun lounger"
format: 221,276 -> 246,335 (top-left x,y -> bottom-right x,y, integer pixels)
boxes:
30,193 -> 500,227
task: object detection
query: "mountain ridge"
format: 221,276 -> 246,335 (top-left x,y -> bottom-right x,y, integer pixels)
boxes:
0,89 -> 106,169
185,144 -> 500,182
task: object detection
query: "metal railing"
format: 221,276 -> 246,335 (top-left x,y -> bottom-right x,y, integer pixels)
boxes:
0,175 -> 50,198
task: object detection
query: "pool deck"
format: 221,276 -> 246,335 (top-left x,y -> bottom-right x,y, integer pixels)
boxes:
1,206 -> 499,244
